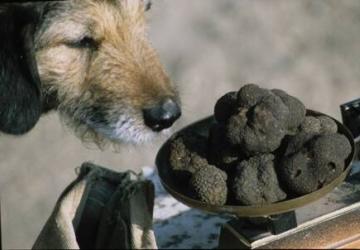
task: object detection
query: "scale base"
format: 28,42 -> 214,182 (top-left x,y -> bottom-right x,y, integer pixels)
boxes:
218,171 -> 360,249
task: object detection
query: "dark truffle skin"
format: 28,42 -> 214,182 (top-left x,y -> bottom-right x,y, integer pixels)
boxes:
214,91 -> 238,123
300,116 -> 321,134
318,115 -> 338,134
232,154 -> 287,205
281,133 -> 351,195
190,165 -> 228,206
285,115 -> 339,156
257,93 -> 290,124
272,89 -> 306,132
169,132 -> 209,174
237,84 -> 270,108
224,84 -> 308,155
281,152 -> 316,195
283,131 -> 317,156
310,133 -> 351,165
226,94 -> 288,154
312,134 -> 351,189
208,123 -> 243,171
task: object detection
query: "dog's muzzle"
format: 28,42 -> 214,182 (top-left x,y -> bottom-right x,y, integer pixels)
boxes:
143,98 -> 181,132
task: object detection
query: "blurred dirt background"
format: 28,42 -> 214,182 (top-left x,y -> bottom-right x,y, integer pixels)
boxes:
2,0 -> 360,248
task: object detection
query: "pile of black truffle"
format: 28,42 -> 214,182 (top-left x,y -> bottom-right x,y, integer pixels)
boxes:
168,84 -> 352,206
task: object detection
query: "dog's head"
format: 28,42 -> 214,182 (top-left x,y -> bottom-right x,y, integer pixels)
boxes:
0,0 -> 181,145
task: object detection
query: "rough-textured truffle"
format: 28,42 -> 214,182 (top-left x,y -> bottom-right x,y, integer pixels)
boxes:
190,165 -> 228,206
208,123 -> 243,171
168,85 -> 351,206
169,132 -> 208,174
318,115 -> 338,134
223,84 -> 306,155
255,94 -> 290,126
214,91 -> 238,123
226,96 -> 288,154
272,89 -> 306,132
237,84 -> 269,108
284,115 -> 340,156
283,132 -> 317,156
232,154 -> 287,205
300,116 -> 321,134
310,133 -> 352,166
281,133 -> 351,195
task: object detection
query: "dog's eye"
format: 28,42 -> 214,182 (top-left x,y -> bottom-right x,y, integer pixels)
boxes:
67,36 -> 98,50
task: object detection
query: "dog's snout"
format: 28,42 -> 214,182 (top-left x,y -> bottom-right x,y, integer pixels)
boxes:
143,98 -> 181,132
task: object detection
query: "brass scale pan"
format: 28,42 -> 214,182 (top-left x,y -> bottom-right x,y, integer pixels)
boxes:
155,110 -> 356,218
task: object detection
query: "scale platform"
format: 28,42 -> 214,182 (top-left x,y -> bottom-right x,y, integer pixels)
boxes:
218,169 -> 360,249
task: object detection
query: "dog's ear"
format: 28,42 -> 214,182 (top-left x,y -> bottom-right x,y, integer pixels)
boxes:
0,5 -> 42,135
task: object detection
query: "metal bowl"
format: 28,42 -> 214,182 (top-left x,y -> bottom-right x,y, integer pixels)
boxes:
155,110 -> 355,217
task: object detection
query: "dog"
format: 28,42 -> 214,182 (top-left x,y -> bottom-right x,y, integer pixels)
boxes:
0,0 -> 181,147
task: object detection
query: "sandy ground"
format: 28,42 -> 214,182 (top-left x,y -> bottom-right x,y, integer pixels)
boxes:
2,0 -> 360,248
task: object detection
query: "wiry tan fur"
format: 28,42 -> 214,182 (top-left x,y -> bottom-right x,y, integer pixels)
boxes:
34,0 -> 178,148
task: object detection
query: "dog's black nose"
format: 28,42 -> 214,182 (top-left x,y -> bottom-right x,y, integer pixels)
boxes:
143,98 -> 181,132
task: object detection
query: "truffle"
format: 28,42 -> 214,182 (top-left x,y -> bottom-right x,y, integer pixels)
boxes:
237,84 -> 269,108
223,84 -> 306,155
318,115 -> 338,134
167,84 -> 350,206
214,91 -> 238,123
190,165 -> 228,206
281,133 -> 351,195
226,94 -> 288,154
283,132 -> 317,156
208,123 -> 243,171
169,132 -> 208,175
300,116 -> 321,134
232,154 -> 287,205
285,115 -> 339,156
272,89 -> 306,132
